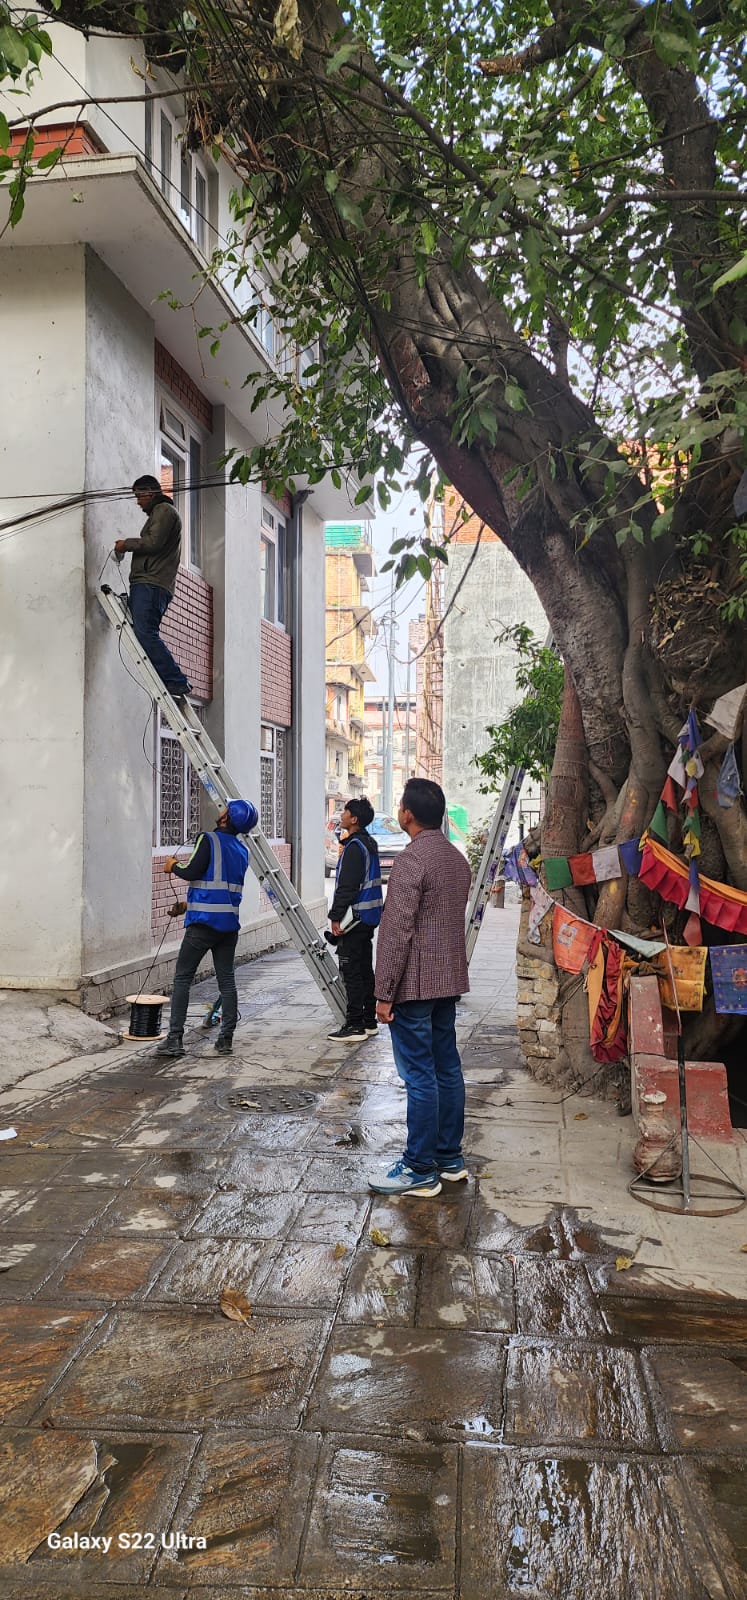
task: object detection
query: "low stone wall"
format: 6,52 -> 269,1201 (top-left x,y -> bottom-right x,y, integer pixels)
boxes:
515,895 -> 564,1081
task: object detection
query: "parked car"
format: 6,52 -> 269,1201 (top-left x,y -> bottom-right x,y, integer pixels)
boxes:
368,812 -> 410,879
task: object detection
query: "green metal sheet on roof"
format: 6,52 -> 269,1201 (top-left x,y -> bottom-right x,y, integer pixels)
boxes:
325,523 -> 367,547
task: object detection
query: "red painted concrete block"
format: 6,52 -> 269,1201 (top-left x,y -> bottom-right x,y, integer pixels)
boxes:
628,976 -> 666,1057
633,1053 -> 733,1142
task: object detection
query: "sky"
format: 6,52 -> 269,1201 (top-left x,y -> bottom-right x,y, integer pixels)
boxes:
364,482 -> 430,695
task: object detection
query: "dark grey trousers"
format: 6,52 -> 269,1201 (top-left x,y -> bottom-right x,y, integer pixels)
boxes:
168,924 -> 239,1037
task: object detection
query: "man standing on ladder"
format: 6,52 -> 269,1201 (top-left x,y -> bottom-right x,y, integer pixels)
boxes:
327,797 -> 383,1042
156,798 -> 258,1058
114,475 -> 192,697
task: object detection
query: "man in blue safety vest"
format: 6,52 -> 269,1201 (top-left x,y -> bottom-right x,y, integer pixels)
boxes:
156,798 -> 258,1059
327,796 -> 383,1042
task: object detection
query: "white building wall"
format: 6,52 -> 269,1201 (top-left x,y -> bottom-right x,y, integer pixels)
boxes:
0,245 -> 87,985
298,501 -> 326,903
81,247 -> 156,973
443,543 -> 547,833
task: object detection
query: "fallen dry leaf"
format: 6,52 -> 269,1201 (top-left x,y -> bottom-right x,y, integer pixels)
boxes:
220,1287 -> 252,1324
615,1255 -> 634,1272
740,1244 -> 747,1253
369,1227 -> 391,1247
574,1112 -> 588,1121
332,1242 -> 347,1260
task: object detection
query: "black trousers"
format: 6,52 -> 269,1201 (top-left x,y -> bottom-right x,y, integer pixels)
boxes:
337,921 -> 376,1026
169,924 -> 239,1037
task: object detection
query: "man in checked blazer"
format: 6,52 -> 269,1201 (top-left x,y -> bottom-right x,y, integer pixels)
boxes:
370,778 -> 472,1197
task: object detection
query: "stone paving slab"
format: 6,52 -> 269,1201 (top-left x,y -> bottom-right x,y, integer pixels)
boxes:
155,1430 -> 320,1586
8,1187 -> 116,1236
338,1247 -> 420,1326
0,1236 -> 77,1301
0,1305 -> 101,1423
0,1425 -> 196,1579
47,1311 -> 329,1431
368,1194 -> 474,1251
304,1327 -> 507,1441
646,1349 -> 747,1453
48,1238 -> 174,1302
299,1436 -> 458,1591
416,1252 -> 514,1332
513,1260 -> 605,1337
147,1240 -> 273,1307
601,1298 -> 747,1347
190,1192 -> 302,1241
504,1340 -> 655,1449
460,1447 -> 739,1599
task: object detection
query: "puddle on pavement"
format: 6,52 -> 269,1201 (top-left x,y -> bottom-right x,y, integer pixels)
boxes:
602,1299 -> 747,1344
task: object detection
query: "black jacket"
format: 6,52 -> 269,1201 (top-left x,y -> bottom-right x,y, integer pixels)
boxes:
329,828 -> 379,922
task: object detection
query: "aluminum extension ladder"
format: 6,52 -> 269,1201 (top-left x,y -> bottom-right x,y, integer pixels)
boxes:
98,585 -> 347,1023
465,764 -> 525,962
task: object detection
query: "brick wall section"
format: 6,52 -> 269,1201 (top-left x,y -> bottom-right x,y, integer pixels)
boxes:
162,568 -> 213,702
152,851 -> 190,945
155,341 -> 213,432
260,843 -> 292,914
10,123 -> 105,158
261,620 -> 292,726
263,484 -> 293,520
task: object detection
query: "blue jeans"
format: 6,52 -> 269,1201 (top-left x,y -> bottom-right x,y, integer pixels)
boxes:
389,997 -> 464,1174
129,583 -> 190,691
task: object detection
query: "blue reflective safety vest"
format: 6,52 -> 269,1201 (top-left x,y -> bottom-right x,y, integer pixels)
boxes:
185,830 -> 249,933
335,834 -> 384,927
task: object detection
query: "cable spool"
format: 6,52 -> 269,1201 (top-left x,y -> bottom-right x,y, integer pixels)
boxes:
124,994 -> 170,1041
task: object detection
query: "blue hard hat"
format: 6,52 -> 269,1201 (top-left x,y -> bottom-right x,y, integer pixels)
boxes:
227,799 -> 258,833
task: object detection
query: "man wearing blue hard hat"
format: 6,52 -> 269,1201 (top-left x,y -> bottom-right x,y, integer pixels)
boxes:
156,798 -> 258,1058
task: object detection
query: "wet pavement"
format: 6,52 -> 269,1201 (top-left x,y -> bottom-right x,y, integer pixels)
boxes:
0,907 -> 746,1597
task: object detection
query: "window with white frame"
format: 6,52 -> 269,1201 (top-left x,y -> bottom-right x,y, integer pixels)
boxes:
260,503 -> 288,627
177,149 -> 211,254
159,399 -> 203,570
153,708 -> 202,849
260,724 -> 287,840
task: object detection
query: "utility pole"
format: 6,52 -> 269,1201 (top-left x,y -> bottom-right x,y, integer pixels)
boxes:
404,649 -> 412,778
383,566 -> 396,813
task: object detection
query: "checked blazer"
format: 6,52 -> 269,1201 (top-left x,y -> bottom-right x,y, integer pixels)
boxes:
374,827 -> 472,1004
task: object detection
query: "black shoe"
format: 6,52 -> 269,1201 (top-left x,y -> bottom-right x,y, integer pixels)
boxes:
364,1021 -> 378,1036
154,1034 -> 185,1058
214,1034 -> 233,1054
327,1023 -> 367,1041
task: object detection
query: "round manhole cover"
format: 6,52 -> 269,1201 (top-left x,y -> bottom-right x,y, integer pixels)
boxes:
218,1087 -> 318,1114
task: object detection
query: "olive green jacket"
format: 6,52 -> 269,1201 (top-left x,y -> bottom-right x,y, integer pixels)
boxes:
120,497 -> 182,595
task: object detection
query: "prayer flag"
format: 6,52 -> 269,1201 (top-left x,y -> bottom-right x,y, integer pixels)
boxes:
710,945 -> 747,1015
552,905 -> 596,974
619,838 -> 643,876
544,857 -> 573,891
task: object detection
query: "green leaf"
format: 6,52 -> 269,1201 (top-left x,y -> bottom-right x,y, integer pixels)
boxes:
36,147 -> 62,170
330,467 -> 342,489
0,25 -> 29,71
324,169 -> 339,196
326,40 -> 359,75
354,482 -> 372,505
376,481 -> 391,510
419,217 -> 437,255
333,191 -> 366,231
504,382 -> 526,411
713,254 -> 747,294
0,112 -> 9,150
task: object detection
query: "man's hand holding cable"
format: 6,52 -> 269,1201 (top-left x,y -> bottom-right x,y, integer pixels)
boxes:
163,856 -> 178,874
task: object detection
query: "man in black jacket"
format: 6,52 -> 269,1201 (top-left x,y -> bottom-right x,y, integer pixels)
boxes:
114,475 -> 192,695
328,797 -> 382,1042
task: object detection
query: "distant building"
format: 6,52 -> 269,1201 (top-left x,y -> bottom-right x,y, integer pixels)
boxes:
325,525 -> 375,818
441,494 -> 547,844
364,696 -> 416,813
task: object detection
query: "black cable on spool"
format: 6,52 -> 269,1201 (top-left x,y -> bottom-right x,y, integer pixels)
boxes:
124,994 -> 170,1041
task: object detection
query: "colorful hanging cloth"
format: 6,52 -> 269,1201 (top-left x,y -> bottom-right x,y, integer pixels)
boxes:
544,857 -> 573,891
717,744 -> 742,809
592,844 -> 622,883
710,945 -> 747,1015
618,838 -> 643,876
503,843 -> 538,887
648,945 -> 707,1012
569,852 -> 597,887
585,929 -> 629,1063
527,883 -> 554,944
639,835 -> 747,938
552,905 -> 597,974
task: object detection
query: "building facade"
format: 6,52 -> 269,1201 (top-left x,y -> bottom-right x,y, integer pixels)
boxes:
0,28 -> 367,1009
324,524 -> 375,818
441,495 -> 547,845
